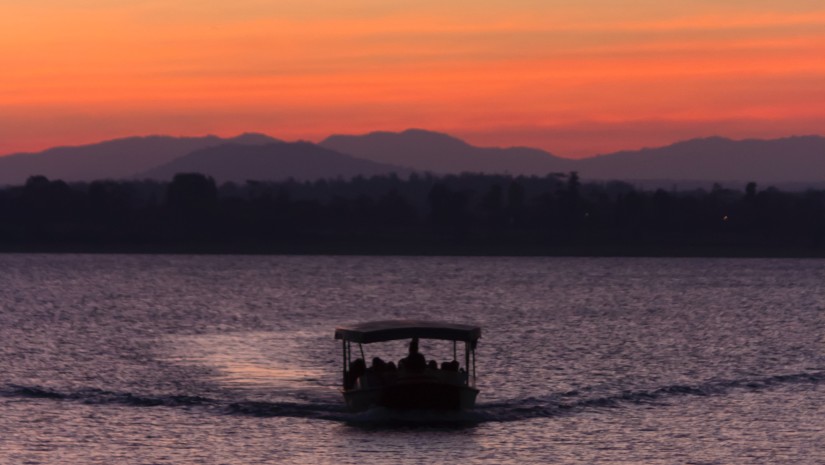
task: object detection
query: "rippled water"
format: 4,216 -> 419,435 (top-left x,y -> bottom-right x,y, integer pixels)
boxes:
0,254 -> 823,464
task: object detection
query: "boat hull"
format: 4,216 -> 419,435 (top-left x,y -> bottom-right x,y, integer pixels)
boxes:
343,381 -> 478,411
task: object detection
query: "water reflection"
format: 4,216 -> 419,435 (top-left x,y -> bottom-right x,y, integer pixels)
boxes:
164,332 -> 329,392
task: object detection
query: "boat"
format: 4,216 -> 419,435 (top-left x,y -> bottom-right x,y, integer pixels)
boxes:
334,320 -> 481,411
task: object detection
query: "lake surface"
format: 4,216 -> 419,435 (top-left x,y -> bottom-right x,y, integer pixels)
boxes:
0,254 -> 823,464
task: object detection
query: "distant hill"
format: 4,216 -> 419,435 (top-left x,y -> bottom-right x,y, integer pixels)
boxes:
321,128 -> 574,175
577,136 -> 825,184
136,142 -> 410,183
3,129 -> 824,187
323,130 -> 825,185
0,133 -> 279,185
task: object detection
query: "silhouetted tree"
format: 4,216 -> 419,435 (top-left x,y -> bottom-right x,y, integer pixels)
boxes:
428,183 -> 470,240
507,181 -> 525,227
480,184 -> 504,231
166,173 -> 218,239
166,174 -> 217,215
745,182 -> 757,201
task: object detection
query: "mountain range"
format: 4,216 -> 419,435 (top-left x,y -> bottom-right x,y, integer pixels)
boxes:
320,129 -> 575,174
0,133 -> 279,184
1,129 -> 823,187
137,142 -> 409,183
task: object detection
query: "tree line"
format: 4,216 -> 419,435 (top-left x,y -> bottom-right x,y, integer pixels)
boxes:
0,172 -> 823,255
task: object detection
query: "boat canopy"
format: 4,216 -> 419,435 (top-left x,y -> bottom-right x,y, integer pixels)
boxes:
335,320 -> 481,344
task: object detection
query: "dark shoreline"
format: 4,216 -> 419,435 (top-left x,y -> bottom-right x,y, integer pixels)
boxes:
4,173 -> 823,259
1,243 -> 822,258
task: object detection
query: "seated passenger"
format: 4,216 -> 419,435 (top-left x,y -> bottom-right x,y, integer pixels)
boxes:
371,357 -> 386,372
427,360 -> 438,370
347,358 -> 367,389
441,360 -> 459,372
351,358 -> 366,372
408,353 -> 426,372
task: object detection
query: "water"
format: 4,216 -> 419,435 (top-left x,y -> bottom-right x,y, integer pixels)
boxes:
0,254 -> 822,464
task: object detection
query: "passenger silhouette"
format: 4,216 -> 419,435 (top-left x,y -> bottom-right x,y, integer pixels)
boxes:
403,337 -> 426,371
441,360 -> 459,372
347,358 -> 366,389
371,357 -> 386,372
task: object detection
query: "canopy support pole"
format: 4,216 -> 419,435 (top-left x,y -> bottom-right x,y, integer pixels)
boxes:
341,339 -> 347,388
472,347 -> 476,385
464,341 -> 470,385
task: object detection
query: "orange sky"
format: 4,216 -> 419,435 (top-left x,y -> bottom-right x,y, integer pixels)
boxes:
2,0 -> 824,157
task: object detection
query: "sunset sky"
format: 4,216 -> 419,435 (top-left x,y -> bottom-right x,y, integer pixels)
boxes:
2,0 -> 824,157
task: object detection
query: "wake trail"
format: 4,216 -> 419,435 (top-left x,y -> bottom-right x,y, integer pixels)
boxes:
2,370 -> 821,424
476,370 -> 825,422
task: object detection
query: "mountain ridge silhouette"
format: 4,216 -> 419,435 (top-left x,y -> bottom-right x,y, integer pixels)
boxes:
0,133 -> 280,185
136,141 -> 410,183
577,135 -> 825,182
2,129 -> 823,185
321,128 -> 575,174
